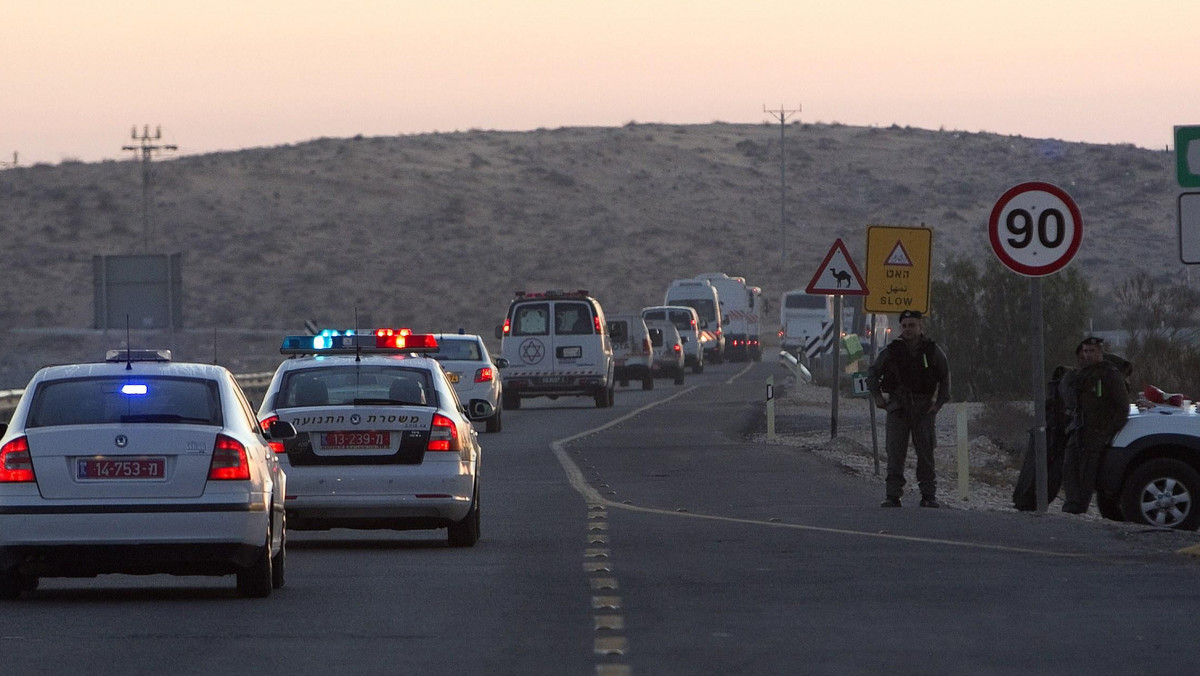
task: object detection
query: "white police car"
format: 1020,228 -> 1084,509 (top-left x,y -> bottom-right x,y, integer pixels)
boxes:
0,349 -> 294,599
429,333 -> 506,433
256,329 -> 485,546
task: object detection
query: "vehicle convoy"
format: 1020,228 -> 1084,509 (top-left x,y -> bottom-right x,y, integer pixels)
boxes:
495,290 -> 615,409
664,279 -> 725,363
779,288 -> 833,357
694,272 -> 764,361
642,305 -> 705,373
607,314 -> 655,390
0,348 -> 295,599
429,332 -> 506,433
1097,402 -> 1200,530
257,329 -> 485,547
644,319 -> 686,385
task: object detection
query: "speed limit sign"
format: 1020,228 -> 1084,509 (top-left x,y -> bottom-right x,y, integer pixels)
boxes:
988,182 -> 1082,276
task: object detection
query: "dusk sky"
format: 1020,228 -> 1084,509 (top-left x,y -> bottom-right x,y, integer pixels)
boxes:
4,0 -> 1195,165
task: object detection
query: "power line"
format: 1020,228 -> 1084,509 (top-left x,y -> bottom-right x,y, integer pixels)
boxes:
763,104 -> 801,264
122,125 -> 177,250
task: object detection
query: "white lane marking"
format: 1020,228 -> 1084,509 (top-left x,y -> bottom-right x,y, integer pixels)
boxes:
725,361 -> 756,385
550,391 -> 1085,559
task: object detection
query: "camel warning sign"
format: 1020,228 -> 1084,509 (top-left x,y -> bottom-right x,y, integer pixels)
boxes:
805,239 -> 868,296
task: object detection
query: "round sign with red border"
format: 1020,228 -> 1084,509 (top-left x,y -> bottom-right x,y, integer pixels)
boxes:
988,182 -> 1082,277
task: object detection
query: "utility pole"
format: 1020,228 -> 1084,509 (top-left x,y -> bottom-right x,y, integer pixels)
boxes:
763,104 -> 801,264
122,125 -> 177,250
0,152 -> 16,168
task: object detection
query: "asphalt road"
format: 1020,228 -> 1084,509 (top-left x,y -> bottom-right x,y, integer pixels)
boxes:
2,360 -> 1199,675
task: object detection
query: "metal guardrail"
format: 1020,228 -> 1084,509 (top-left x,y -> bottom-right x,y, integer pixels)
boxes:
0,372 -> 276,422
778,350 -> 812,384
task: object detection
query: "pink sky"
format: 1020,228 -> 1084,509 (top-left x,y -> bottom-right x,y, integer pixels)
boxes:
3,0 -> 1195,165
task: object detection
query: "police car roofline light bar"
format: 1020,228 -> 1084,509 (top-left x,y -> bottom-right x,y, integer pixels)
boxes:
279,329 -> 438,355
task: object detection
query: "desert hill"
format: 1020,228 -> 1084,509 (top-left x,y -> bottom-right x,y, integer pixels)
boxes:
0,122 -> 1179,387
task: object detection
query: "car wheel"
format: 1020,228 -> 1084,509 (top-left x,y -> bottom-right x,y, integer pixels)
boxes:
485,407 -> 503,433
1120,458 -> 1200,530
271,513 -> 286,590
502,391 -> 521,410
0,570 -> 22,600
1096,492 -> 1124,521
693,360 -> 703,375
674,368 -> 685,386
237,529 -> 273,598
448,485 -> 480,547
642,375 -> 653,391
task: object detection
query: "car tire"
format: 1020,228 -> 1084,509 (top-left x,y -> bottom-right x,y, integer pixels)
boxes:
485,407 -> 503,433
1120,458 -> 1200,530
642,375 -> 654,391
1096,492 -> 1124,521
448,485 -> 480,547
502,391 -> 521,410
0,570 -> 22,600
693,360 -> 703,375
271,514 -> 286,590
237,530 -> 274,598
674,368 -> 685,386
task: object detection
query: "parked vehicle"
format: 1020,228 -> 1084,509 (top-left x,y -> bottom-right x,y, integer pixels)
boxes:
642,305 -> 704,374
607,314 -> 654,390
664,279 -> 725,363
1097,402 -> 1200,530
694,272 -> 764,361
495,290 -> 615,409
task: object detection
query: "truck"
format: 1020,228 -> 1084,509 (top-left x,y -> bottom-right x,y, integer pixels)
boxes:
693,272 -> 764,361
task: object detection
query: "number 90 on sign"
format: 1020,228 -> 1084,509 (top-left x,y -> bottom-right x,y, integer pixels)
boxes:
988,182 -> 1082,277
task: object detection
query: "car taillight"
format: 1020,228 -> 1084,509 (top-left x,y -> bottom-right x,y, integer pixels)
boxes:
259,415 -> 286,454
502,318 -> 511,336
673,344 -> 681,353
427,413 -> 460,452
208,434 -> 250,480
594,316 -> 603,334
475,367 -> 494,383
0,436 -> 34,483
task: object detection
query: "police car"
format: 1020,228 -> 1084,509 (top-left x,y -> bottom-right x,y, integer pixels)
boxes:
256,329 -> 485,546
495,290 -> 615,409
429,332 -> 506,433
0,349 -> 294,599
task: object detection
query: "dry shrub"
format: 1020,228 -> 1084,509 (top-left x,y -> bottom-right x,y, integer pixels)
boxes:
973,399 -> 1033,464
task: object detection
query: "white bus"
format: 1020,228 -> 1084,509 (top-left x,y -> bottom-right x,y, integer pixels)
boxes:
779,289 -> 833,356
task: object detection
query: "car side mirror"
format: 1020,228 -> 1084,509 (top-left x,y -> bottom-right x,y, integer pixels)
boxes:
494,325 -> 504,340
267,420 -> 297,440
466,399 -> 495,421
680,335 -> 689,343
723,315 -> 730,326
494,357 -> 509,369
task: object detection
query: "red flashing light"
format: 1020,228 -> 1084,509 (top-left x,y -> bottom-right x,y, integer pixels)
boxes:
475,367 -> 494,383
502,318 -> 511,336
427,413 -> 460,452
374,329 -> 438,350
0,436 -> 34,483
208,435 -> 250,480
593,315 -> 603,334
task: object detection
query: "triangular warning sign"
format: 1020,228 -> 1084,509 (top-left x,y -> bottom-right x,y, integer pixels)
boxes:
885,240 -> 913,266
805,239 -> 869,295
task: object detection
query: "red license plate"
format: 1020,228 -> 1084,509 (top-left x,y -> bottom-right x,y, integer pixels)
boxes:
320,431 -> 391,449
77,457 -> 165,480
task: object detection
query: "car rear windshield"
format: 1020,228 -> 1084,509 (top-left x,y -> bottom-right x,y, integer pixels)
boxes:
26,376 -> 222,427
430,339 -> 482,361
554,301 -> 595,335
785,294 -> 828,310
277,366 -> 436,408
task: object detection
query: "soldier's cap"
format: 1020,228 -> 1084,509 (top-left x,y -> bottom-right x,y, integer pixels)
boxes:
1076,336 -> 1104,354
898,309 -> 923,322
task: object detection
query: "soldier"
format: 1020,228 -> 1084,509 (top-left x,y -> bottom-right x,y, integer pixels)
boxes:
1060,336 -> 1129,514
867,309 -> 951,508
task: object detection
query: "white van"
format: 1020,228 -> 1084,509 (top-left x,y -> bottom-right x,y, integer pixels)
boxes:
779,289 -> 833,357
607,313 -> 654,390
694,272 -> 764,362
664,279 -> 725,363
495,290 -> 615,408
642,305 -> 704,374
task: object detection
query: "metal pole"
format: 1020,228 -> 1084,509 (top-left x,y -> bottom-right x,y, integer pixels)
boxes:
831,295 -> 842,438
1031,277 -> 1048,512
868,312 -> 880,475
779,116 -> 786,263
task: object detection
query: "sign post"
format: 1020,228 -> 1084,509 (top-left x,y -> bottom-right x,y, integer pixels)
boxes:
989,182 -> 1082,513
806,239 -> 869,439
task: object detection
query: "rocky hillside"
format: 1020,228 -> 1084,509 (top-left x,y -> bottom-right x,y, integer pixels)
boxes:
0,122 -> 1178,386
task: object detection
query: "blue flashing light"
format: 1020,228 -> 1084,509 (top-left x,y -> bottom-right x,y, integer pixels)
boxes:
121,383 -> 149,396
313,334 -> 332,350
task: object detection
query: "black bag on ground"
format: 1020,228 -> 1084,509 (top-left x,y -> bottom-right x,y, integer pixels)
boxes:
1013,369 -> 1070,511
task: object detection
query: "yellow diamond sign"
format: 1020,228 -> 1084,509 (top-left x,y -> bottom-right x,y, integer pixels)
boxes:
864,226 -> 932,314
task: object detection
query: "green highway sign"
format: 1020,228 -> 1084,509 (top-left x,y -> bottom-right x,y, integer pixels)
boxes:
1176,126 -> 1200,188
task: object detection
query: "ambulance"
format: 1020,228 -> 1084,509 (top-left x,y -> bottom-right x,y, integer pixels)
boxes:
494,290 -> 615,409
693,272 -> 764,361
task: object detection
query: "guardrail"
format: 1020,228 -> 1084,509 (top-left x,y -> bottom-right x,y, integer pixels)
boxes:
777,350 -> 812,384
0,372 -> 276,422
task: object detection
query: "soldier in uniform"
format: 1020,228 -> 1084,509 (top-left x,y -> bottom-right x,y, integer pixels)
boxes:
867,309 -> 951,508
1060,336 -> 1129,514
